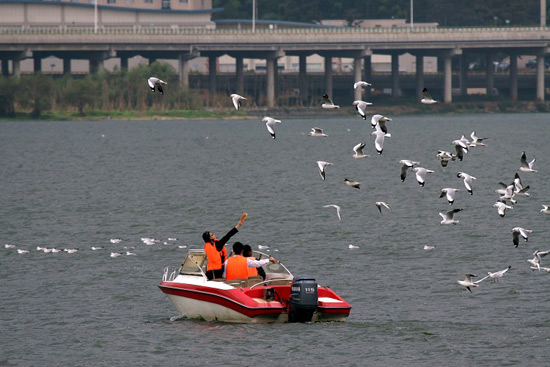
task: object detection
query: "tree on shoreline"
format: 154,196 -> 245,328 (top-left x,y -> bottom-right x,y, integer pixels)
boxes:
16,73 -> 55,117
62,75 -> 98,116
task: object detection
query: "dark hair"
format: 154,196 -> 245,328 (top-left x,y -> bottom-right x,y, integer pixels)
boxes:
232,241 -> 244,255
202,231 -> 210,242
243,244 -> 252,256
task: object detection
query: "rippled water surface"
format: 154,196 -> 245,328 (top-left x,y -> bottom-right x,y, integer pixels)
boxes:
1,114 -> 550,366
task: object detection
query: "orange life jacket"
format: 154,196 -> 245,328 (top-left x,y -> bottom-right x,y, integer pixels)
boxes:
246,256 -> 259,277
225,255 -> 249,280
204,240 -> 227,271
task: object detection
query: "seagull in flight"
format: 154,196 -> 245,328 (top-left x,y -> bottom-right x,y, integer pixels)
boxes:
469,131 -> 488,147
512,227 -> 532,247
436,150 -> 456,167
321,94 -> 340,109
323,204 -> 342,220
370,114 -> 391,133
354,81 -> 372,89
457,172 -> 476,195
262,116 -> 281,139
493,201 -> 513,217
352,100 -> 373,120
352,143 -> 369,159
316,161 -> 332,181
309,127 -> 328,137
344,178 -> 361,189
230,93 -> 247,110
421,88 -> 438,104
482,266 -> 512,283
439,208 -> 463,225
147,77 -> 167,95
513,173 -> 530,197
527,250 -> 550,271
399,159 -> 419,182
440,188 -> 460,205
457,274 -> 478,293
452,139 -> 469,161
540,205 -> 550,214
519,151 -> 537,173
375,201 -> 391,213
371,127 -> 391,154
412,167 -> 434,187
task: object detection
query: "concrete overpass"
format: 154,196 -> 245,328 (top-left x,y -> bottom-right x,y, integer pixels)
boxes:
1,25 -> 549,105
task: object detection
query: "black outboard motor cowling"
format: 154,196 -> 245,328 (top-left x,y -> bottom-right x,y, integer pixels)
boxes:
289,276 -> 318,322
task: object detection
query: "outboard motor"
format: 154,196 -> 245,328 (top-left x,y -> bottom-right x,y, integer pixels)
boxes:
289,276 -> 318,322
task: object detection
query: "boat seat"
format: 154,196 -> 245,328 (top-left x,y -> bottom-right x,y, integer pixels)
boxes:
246,276 -> 264,287
226,278 -> 247,288
268,279 -> 293,286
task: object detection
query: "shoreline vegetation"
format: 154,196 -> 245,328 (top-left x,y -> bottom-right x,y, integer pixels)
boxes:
2,100 -> 550,121
2,62 -> 550,121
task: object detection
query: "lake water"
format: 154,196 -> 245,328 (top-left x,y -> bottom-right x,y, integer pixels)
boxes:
1,113 -> 549,366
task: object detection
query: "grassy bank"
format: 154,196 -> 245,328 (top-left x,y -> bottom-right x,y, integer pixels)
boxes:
2,100 -> 550,121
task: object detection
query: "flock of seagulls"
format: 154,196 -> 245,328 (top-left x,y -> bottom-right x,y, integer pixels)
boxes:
217,82 -> 549,294
9,78 -> 546,297
4,236 -> 187,258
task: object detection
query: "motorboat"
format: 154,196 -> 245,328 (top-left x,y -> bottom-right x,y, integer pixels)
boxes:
158,249 -> 351,323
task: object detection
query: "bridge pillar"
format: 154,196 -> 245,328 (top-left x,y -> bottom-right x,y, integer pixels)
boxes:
363,55 -> 372,98
13,59 -> 20,76
63,58 -> 71,75
391,53 -> 399,98
33,57 -> 41,73
267,57 -> 276,107
90,58 -> 104,73
459,54 -> 468,96
89,50 -> 114,74
299,55 -> 308,105
486,53 -> 494,97
324,56 -> 333,99
235,57 -> 244,95
509,54 -> 518,101
536,51 -> 545,101
208,55 -> 217,96
179,56 -> 190,90
415,55 -> 424,102
444,54 -> 452,103
1,59 -> 8,77
120,57 -> 128,71
11,50 -> 32,77
354,57 -> 362,100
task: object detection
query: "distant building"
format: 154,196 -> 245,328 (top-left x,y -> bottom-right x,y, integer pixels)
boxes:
0,0 -> 220,29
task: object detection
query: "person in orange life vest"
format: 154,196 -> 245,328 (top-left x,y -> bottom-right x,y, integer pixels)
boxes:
243,244 -> 266,280
223,242 -> 277,281
202,217 -> 244,280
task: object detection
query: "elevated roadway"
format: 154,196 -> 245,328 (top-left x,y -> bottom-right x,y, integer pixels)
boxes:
1,26 -> 549,105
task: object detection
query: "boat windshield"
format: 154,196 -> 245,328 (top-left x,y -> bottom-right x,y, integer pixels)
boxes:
250,250 -> 293,280
179,250 -> 208,276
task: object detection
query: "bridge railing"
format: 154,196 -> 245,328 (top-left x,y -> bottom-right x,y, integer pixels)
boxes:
0,25 -> 549,36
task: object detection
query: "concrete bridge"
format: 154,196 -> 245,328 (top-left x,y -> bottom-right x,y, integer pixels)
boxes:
1,25 -> 549,105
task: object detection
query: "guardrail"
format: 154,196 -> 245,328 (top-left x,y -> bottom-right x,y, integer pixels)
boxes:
162,266 -> 178,282
0,25 -> 549,36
